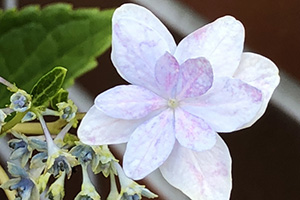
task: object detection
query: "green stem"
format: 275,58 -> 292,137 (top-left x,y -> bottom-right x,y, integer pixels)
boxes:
81,163 -> 89,185
0,164 -> 16,200
1,112 -> 26,134
107,170 -> 120,200
4,113 -> 85,135
109,171 -> 118,194
12,120 -> 62,134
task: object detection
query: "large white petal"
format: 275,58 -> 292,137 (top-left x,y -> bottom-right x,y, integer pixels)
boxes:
175,16 -> 244,77
175,108 -> 216,151
233,52 -> 280,129
182,77 -> 262,132
123,109 -> 175,180
95,85 -> 166,120
78,106 -> 146,145
112,3 -> 176,91
160,135 -> 232,200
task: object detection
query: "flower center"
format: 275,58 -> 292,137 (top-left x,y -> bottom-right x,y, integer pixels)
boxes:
168,99 -> 179,109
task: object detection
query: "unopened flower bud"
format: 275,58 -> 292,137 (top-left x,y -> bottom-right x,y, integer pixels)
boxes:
10,90 -> 31,112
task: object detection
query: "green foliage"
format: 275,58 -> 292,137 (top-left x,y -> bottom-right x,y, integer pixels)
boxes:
31,67 -> 66,107
0,3 -> 114,107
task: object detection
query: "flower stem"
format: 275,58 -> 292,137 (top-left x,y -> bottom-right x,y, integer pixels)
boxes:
38,114 -> 53,143
9,113 -> 85,135
114,161 -> 130,188
55,122 -> 73,141
109,171 -> 118,194
1,112 -> 26,134
81,164 -> 90,185
0,164 -> 16,200
107,170 -> 120,200
37,114 -> 59,155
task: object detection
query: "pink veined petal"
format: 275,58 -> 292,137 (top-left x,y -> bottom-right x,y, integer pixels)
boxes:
123,109 -> 175,180
233,52 -> 280,129
95,85 -> 166,120
160,135 -> 232,200
112,4 -> 176,91
175,108 -> 216,151
78,106 -> 145,145
174,16 -> 244,77
182,77 -> 262,132
154,52 -> 180,98
176,57 -> 213,99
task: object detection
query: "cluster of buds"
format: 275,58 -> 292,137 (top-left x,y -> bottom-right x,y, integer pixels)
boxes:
0,75 -> 157,200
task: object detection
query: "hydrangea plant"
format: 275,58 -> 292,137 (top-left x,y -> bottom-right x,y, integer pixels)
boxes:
0,2 -> 279,200
0,3 -> 156,200
78,3 -> 280,200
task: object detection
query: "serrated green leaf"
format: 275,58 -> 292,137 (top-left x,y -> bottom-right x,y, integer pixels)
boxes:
51,88 -> 69,110
0,3 -> 114,107
31,67 -> 67,107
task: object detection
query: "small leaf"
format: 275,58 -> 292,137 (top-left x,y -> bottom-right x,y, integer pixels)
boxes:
51,88 -> 69,110
31,67 -> 67,107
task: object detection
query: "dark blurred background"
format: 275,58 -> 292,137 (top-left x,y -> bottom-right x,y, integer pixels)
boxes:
1,0 -> 300,199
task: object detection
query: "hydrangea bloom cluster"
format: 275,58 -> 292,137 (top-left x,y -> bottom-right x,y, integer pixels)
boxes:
78,3 -> 279,199
0,67 -> 156,199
